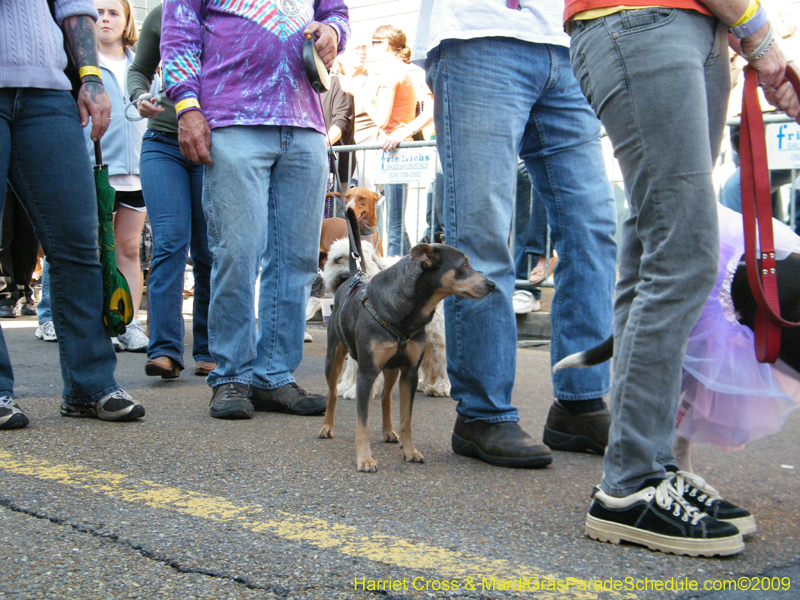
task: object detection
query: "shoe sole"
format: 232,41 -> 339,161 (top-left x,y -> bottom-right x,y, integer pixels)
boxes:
60,404 -> 146,422
723,515 -> 757,536
0,413 -> 30,429
250,399 -> 325,416
585,514 -> 744,557
452,433 -> 553,468
210,401 -> 254,420
145,362 -> 180,379
36,333 -> 57,342
543,426 -> 605,455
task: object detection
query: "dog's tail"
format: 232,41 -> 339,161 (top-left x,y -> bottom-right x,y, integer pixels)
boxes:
345,206 -> 364,278
552,335 -> 614,372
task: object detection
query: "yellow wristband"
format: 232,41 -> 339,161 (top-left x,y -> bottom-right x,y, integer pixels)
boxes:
175,98 -> 201,114
732,0 -> 759,27
78,66 -> 102,79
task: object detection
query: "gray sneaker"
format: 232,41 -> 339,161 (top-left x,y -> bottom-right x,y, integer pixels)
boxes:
0,396 -> 29,429
249,382 -> 326,416
209,382 -> 254,420
35,320 -> 57,342
60,389 -> 145,422
117,320 -> 148,352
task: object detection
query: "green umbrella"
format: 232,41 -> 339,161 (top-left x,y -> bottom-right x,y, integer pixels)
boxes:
94,141 -> 134,337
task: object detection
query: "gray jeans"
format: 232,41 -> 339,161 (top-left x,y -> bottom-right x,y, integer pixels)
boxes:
570,8 -> 730,496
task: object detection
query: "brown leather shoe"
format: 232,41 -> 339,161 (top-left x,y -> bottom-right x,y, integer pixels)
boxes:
451,416 -> 552,468
144,356 -> 181,379
194,361 -> 216,376
542,401 -> 610,454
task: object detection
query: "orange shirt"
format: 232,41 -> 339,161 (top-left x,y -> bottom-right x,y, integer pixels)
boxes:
564,0 -> 713,23
377,61 -> 417,137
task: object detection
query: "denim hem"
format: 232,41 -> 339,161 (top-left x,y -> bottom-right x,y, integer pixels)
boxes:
251,375 -> 294,391
456,413 -> 519,425
62,384 -> 121,405
207,376 -> 251,389
148,352 -> 186,370
192,355 -> 214,364
554,389 -> 611,402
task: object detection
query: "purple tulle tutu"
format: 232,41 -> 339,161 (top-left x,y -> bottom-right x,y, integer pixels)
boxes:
677,204 -> 800,450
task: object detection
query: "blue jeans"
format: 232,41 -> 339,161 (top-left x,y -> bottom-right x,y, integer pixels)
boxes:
514,158 -> 549,285
423,158 -> 444,241
571,9 -> 729,495
37,257 -> 51,323
384,182 -> 411,256
425,38 -> 617,422
140,130 -> 211,368
204,125 -> 326,390
0,89 -> 120,403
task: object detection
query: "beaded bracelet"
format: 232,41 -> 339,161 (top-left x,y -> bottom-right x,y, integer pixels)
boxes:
742,24 -> 776,62
79,75 -> 103,86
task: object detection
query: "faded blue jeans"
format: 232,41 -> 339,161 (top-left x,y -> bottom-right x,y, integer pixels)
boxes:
425,38 -> 617,422
140,130 -> 212,369
571,9 -> 729,496
0,89 -> 120,403
203,125 -> 327,390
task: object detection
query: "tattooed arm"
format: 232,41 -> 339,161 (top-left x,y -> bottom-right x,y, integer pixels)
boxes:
63,14 -> 112,141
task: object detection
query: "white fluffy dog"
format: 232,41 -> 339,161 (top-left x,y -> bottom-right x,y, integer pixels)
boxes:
321,237 -> 450,399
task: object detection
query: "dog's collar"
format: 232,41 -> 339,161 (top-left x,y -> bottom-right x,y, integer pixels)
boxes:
359,225 -> 377,236
362,296 -> 418,351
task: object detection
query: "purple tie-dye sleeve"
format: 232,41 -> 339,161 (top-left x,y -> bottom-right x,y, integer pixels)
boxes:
314,0 -> 349,54
161,0 -> 204,108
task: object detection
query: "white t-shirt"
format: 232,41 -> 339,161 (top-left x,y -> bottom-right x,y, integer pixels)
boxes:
412,0 -> 569,68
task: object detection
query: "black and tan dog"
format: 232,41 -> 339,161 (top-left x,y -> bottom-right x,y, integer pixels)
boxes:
319,209 -> 495,472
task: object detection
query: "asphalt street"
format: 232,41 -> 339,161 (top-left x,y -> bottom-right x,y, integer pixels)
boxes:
0,314 -> 798,600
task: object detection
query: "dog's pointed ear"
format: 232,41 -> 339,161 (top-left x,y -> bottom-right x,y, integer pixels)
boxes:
371,191 -> 381,203
409,243 -> 441,270
332,191 -> 342,198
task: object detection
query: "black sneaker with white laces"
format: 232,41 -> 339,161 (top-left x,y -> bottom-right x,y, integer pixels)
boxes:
585,478 -> 744,557
668,469 -> 757,535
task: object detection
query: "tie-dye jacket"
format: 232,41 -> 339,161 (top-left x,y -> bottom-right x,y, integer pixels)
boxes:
161,0 -> 349,133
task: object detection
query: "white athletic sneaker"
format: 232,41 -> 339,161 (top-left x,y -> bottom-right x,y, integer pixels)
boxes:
306,295 -> 322,321
35,320 -> 57,342
117,320 -> 148,352
512,290 -> 541,314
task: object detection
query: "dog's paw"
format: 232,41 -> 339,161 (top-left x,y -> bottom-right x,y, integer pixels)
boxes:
403,449 -> 425,464
420,381 -> 451,397
357,456 -> 378,473
318,425 -> 334,439
383,429 -> 399,443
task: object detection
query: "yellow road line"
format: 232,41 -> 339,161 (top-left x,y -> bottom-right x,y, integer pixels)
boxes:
0,450 -> 630,599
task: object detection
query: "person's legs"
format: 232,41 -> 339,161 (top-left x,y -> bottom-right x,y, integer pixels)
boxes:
571,9 -> 728,496
426,37 -> 553,468
140,130 -> 201,369
4,88 -> 134,408
187,155 -> 212,366
384,182 -> 410,256
251,126 -> 327,389
34,257 -> 55,341
113,204 -> 146,315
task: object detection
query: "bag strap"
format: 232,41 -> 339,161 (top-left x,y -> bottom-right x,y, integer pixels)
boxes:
739,64 -> 800,363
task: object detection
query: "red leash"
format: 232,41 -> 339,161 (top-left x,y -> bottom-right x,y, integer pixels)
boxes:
739,64 -> 800,363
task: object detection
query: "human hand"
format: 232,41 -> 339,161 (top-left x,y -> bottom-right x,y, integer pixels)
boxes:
78,81 -> 112,141
742,26 -> 785,90
304,22 -> 338,69
136,94 -> 165,119
762,63 -> 800,123
382,126 -> 411,151
178,110 -> 212,165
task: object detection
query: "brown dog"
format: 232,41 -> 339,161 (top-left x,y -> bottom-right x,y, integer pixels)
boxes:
338,187 -> 382,255
319,215 -> 348,270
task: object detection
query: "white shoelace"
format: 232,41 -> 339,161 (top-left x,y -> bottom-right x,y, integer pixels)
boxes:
0,395 -> 15,407
672,471 -> 721,508
654,478 -> 706,526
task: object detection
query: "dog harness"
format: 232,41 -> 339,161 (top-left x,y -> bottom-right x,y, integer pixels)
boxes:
333,274 -> 366,358
362,296 -> 419,352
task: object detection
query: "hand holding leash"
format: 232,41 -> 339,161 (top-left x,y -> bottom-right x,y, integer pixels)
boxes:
303,22 -> 338,69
